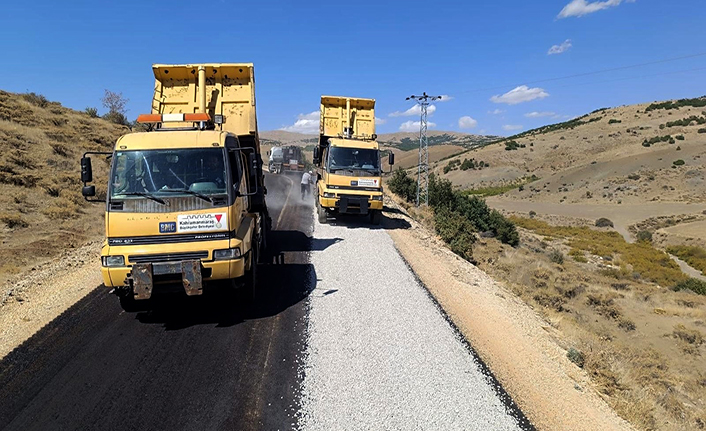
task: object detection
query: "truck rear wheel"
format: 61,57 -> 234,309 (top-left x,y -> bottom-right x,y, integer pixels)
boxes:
370,210 -> 381,225
244,242 -> 259,303
317,201 -> 327,224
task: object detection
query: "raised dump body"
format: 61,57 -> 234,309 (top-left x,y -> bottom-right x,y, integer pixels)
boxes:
313,96 -> 393,225
80,63 -> 269,311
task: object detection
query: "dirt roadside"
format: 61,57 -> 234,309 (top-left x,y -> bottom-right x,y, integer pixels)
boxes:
0,241 -> 103,359
382,200 -> 634,430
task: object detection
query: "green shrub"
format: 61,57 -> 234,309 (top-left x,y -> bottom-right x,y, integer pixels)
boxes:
698,128 -> 706,134
608,119 -> 621,124
667,245 -> 706,275
388,167 -> 417,203
103,111 -> 130,126
673,278 -> 706,296
675,135 -> 684,140
636,230 -> 653,243
673,159 -> 685,166
434,207 -> 476,261
505,140 -> 521,151
595,218 -> 614,228
567,348 -> 585,368
85,107 -> 99,118
645,97 -> 706,112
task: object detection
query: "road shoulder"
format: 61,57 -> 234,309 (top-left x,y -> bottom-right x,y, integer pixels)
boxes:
383,201 -> 634,431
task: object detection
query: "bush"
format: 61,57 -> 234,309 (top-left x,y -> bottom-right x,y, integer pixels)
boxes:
85,107 -> 99,118
608,119 -> 621,124
549,249 -> 564,264
675,135 -> 684,141
388,167 -> 417,203
504,140 -> 521,151
0,213 -> 29,229
434,207 -> 476,261
567,348 -> 585,368
21,92 -> 49,108
673,159 -> 685,166
595,217 -> 614,228
636,230 -> 653,243
103,111 -> 130,126
673,278 -> 706,295
698,128 -> 706,134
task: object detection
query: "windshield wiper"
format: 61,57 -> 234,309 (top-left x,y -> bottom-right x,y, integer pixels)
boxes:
160,188 -> 213,203
116,192 -> 167,205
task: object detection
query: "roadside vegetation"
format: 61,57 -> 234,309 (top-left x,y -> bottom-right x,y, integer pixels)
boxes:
0,90 -> 127,287
667,245 -> 706,276
388,168 -> 519,262
461,175 -> 539,198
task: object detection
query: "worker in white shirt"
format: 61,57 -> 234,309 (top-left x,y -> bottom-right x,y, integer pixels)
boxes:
301,170 -> 314,199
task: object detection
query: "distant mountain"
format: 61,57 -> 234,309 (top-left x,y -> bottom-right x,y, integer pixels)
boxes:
259,130 -> 499,150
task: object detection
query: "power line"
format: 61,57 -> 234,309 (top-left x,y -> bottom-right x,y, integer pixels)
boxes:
456,51 -> 706,95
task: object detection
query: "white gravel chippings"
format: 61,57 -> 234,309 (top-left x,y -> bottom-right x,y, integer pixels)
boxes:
297,214 -> 523,431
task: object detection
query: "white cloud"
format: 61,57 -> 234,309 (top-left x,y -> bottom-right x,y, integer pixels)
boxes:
557,0 -> 628,18
458,116 -> 478,129
525,111 -> 556,118
503,124 -> 523,131
490,85 -> 549,105
438,95 -> 454,102
375,117 -> 387,125
280,111 -> 319,134
389,104 -> 437,117
488,109 -> 504,115
399,120 -> 436,132
547,39 -> 572,55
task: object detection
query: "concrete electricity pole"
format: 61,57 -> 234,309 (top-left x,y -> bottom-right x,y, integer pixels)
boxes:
406,93 -> 441,206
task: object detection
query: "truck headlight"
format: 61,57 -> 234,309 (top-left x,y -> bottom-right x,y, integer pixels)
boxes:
213,248 -> 241,260
372,195 -> 383,201
323,192 -> 336,198
102,255 -> 125,267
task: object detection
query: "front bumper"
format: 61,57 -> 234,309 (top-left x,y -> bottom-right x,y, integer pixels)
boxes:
319,194 -> 383,213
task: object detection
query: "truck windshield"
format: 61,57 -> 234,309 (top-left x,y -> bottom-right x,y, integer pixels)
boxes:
110,148 -> 227,199
327,147 -> 380,175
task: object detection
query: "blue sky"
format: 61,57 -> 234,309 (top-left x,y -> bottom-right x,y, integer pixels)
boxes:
1,0 -> 704,136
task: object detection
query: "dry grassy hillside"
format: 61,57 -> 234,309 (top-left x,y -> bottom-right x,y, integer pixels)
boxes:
433,99 -> 706,206
0,90 -> 127,286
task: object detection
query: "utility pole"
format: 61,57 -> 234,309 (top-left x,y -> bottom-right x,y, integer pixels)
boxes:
406,93 -> 441,206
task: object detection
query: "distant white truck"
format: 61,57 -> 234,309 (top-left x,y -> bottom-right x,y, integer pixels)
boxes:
268,146 -> 284,173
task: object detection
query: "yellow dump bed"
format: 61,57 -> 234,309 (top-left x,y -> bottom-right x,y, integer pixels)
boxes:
151,63 -> 257,138
319,96 -> 375,140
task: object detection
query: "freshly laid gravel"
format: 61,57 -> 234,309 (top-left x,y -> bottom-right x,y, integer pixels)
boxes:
297,214 -> 523,430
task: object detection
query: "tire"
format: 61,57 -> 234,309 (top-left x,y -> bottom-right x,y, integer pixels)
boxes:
243,241 -> 259,303
370,210 -> 381,225
317,200 -> 327,224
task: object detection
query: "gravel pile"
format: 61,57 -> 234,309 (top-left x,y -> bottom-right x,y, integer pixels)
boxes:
297,214 -> 522,430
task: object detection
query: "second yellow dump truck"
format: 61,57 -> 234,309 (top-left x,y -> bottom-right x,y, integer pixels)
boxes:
80,63 -> 269,311
313,96 -> 394,224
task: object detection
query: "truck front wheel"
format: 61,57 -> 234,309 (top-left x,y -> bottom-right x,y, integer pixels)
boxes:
244,242 -> 259,303
317,201 -> 327,224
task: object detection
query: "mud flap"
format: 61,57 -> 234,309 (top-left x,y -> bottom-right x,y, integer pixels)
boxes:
340,196 -> 369,215
182,260 -> 203,296
132,263 -> 153,300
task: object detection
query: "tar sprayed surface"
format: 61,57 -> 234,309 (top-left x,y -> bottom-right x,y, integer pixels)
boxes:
0,173 -> 313,431
297,213 -> 530,431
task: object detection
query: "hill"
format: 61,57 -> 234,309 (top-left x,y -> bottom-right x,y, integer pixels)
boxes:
0,90 -> 127,286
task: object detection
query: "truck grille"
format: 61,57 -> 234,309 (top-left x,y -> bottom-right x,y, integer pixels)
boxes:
128,251 -> 209,264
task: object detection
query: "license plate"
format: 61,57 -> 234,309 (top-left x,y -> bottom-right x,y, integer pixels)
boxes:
159,222 -> 177,233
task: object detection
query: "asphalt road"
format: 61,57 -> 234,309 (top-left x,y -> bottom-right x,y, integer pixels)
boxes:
0,173 -> 531,430
0,173 -> 313,431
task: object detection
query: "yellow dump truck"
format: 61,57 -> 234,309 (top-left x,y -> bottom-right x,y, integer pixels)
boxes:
80,63 -> 269,311
313,96 -> 394,224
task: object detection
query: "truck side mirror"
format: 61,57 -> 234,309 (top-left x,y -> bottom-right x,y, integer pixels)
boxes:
388,152 -> 395,166
313,147 -> 320,165
81,157 -> 93,183
82,185 -> 96,197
